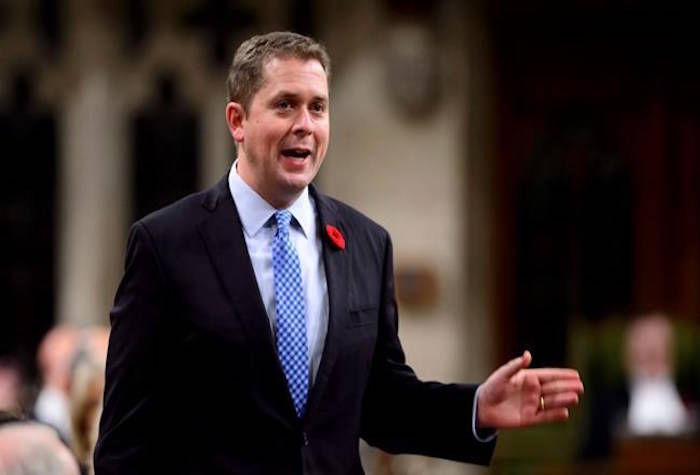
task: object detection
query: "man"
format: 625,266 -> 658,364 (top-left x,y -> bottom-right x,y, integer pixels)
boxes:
94,32 -> 583,474
0,414 -> 80,475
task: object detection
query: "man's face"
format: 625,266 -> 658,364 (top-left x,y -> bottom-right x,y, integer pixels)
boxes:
228,56 -> 330,208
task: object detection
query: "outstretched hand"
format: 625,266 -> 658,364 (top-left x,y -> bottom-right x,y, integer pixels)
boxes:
477,351 -> 584,429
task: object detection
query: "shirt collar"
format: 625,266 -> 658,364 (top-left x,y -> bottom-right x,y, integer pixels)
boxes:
228,160 -> 314,239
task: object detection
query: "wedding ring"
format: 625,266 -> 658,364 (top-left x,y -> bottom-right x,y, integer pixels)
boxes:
540,395 -> 545,412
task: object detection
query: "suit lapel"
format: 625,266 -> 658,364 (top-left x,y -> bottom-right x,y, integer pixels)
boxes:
305,186 -> 350,418
196,177 -> 297,423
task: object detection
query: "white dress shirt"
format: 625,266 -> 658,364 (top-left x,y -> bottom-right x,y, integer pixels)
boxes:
228,162 -> 329,385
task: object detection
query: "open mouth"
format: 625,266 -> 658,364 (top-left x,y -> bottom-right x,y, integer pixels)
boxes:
281,148 -> 312,159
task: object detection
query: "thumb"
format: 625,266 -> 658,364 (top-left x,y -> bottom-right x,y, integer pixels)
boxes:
496,350 -> 532,380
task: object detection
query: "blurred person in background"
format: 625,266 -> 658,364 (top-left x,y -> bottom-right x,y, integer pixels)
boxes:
95,31 -> 584,474
0,359 -> 24,413
69,327 -> 109,475
0,412 -> 80,475
34,326 -> 78,444
580,311 -> 698,461
624,312 -> 692,436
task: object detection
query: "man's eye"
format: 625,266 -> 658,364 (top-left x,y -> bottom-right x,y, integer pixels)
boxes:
311,102 -> 326,113
276,100 -> 292,110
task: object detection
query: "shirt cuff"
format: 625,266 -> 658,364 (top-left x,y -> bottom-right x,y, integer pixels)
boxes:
472,385 -> 498,443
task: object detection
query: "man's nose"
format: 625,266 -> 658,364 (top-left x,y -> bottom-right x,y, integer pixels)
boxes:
292,108 -> 313,135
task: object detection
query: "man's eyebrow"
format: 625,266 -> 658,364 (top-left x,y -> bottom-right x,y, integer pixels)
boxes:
270,91 -> 328,102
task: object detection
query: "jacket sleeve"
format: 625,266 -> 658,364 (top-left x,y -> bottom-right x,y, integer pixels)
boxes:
94,221 -> 169,474
360,233 -> 496,466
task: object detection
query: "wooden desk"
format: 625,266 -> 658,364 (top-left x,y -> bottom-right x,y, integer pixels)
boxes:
614,437 -> 700,475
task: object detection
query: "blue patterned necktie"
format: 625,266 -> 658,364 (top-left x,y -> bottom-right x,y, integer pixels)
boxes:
272,210 -> 309,418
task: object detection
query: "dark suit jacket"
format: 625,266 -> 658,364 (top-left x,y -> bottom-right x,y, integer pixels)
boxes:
94,176 -> 496,474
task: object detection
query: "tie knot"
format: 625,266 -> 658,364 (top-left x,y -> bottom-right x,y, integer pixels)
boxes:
275,210 -> 292,233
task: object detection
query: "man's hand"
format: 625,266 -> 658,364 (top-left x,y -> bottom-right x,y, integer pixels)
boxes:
477,351 -> 584,429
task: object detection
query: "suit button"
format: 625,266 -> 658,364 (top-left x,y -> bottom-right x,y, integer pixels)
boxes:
302,431 -> 309,447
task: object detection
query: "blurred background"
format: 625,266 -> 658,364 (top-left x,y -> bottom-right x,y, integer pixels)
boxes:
0,0 -> 699,474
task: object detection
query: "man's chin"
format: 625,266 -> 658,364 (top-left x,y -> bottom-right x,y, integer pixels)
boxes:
268,175 -> 309,205
281,179 -> 310,195
279,168 -> 316,189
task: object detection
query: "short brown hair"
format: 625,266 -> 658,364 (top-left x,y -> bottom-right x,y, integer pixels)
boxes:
226,31 -> 331,110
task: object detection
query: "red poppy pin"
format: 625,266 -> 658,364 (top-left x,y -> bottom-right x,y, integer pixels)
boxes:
325,224 -> 345,250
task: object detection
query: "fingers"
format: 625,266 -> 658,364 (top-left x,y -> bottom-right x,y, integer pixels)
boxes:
528,368 -> 582,383
530,407 -> 570,425
538,376 -> 584,416
541,392 -> 580,410
541,379 -> 585,395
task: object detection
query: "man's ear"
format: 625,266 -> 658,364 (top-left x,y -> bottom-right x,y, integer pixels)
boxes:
225,102 -> 246,144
